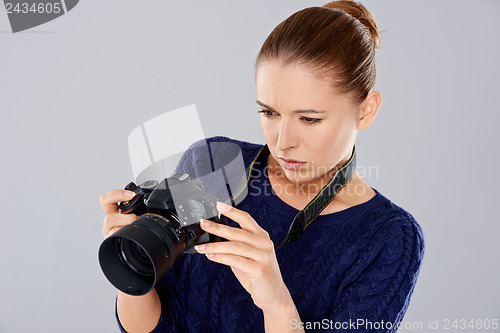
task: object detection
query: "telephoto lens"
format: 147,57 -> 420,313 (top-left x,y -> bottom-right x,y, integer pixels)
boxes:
98,172 -> 227,296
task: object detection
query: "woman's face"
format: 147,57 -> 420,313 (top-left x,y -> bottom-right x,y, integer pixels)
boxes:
256,61 -> 360,186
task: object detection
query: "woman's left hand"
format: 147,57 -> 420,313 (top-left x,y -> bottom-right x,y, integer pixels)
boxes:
194,201 -> 292,312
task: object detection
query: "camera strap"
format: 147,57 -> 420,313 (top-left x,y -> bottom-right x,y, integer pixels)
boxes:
240,144 -> 357,250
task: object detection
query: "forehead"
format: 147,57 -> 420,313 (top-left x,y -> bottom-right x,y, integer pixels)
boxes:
255,62 -> 353,111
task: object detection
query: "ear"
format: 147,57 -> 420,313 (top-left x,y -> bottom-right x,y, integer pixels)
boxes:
356,90 -> 382,130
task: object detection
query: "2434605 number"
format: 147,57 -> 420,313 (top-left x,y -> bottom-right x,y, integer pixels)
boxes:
443,319 -> 498,330
5,2 -> 62,14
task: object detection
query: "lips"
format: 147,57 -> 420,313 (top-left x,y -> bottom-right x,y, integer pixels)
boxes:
278,157 -> 307,170
279,157 -> 305,163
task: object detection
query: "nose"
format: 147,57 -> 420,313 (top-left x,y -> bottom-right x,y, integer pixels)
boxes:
277,117 -> 298,151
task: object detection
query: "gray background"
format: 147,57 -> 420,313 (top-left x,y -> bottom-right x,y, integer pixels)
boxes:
1,0 -> 499,332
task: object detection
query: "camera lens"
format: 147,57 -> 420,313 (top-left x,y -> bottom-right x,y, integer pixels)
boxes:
98,213 -> 187,295
118,239 -> 154,276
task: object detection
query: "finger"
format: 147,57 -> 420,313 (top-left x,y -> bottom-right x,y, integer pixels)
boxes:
102,214 -> 137,237
194,241 -> 267,262
216,202 -> 263,234
103,226 -> 121,239
99,190 -> 137,214
103,213 -> 138,230
203,253 -> 254,275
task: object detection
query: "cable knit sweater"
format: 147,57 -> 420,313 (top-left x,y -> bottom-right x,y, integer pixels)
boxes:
115,136 -> 425,333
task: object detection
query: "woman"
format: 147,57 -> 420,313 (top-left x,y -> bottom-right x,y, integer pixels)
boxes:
100,1 -> 425,332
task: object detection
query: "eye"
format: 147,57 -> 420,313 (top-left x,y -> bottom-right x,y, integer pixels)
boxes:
257,110 -> 276,117
258,110 -> 322,125
300,117 -> 322,125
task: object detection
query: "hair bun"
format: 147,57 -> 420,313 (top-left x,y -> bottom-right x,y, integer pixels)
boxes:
323,0 -> 380,51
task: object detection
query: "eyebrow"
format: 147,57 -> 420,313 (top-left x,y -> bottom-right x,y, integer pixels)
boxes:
256,100 -> 327,114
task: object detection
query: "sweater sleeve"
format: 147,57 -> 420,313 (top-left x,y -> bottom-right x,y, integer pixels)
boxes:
114,251 -> 188,332
325,216 -> 425,333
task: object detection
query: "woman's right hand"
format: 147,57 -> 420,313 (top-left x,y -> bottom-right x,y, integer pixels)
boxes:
100,189 -> 163,331
100,189 -> 139,238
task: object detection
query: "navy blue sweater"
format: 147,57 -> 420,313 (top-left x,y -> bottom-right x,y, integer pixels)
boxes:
116,136 -> 425,333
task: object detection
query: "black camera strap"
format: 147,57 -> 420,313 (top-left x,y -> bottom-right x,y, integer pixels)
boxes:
239,144 -> 357,250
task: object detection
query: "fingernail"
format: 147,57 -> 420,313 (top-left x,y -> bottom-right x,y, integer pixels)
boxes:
206,253 -> 214,258
194,244 -> 206,252
216,201 -> 232,213
124,191 -> 136,198
200,219 -> 212,227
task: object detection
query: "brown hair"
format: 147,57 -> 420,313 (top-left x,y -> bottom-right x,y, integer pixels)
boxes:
256,0 -> 380,106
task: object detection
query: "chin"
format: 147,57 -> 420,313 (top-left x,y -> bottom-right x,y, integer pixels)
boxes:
282,170 -> 314,184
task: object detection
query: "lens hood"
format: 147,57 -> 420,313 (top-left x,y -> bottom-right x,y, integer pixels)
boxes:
98,214 -> 183,295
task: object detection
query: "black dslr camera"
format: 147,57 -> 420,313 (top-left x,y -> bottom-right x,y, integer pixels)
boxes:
98,171 -> 227,296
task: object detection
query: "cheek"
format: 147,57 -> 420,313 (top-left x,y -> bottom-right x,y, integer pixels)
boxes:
260,118 -> 275,140
313,123 -> 343,146
306,123 -> 353,162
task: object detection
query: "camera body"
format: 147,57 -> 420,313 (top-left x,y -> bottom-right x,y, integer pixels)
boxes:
98,171 -> 228,296
119,172 -> 227,253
